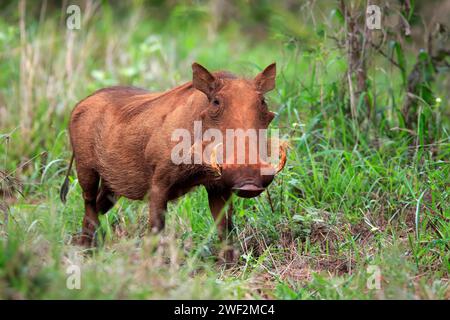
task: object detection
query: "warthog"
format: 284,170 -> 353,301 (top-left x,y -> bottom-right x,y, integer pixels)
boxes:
61,62 -> 286,252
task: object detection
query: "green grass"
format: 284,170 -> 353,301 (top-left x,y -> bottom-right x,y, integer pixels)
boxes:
0,1 -> 449,299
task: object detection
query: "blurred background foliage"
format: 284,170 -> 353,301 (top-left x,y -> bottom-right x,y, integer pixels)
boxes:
0,0 -> 449,299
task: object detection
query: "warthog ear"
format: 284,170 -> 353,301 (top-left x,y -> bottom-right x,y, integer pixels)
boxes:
254,62 -> 276,94
192,62 -> 216,99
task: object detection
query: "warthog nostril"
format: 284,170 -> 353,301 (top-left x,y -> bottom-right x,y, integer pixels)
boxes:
232,184 -> 265,198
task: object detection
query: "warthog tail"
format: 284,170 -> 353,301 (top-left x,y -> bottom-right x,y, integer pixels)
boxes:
60,154 -> 74,203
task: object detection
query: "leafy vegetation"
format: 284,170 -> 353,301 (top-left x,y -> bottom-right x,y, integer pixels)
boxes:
0,1 -> 449,299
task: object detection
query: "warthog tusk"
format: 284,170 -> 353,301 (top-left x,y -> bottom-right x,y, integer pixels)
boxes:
189,141 -> 201,163
210,143 -> 222,176
274,141 -> 288,174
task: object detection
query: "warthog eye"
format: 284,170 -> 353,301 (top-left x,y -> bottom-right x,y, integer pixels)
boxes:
212,98 -> 220,106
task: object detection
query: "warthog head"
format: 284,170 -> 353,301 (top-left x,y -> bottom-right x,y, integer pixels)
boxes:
191,62 -> 287,198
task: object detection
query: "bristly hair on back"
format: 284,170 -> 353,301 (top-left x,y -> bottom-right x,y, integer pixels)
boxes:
116,71 -> 239,122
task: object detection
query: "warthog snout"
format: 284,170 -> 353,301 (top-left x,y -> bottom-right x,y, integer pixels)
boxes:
214,142 -> 287,198
232,183 -> 266,198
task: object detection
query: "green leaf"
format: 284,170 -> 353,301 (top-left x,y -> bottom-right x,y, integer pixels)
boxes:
394,42 -> 407,85
330,8 -> 345,25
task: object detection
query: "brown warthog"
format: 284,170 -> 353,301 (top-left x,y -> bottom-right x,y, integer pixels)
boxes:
61,62 -> 286,250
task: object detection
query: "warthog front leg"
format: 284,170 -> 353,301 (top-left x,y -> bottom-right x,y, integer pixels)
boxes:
207,187 -> 237,263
